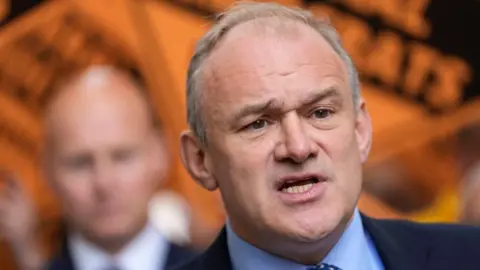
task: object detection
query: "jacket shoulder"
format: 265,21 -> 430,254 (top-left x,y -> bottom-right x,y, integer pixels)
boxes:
45,245 -> 74,270
369,216 -> 480,265
374,218 -> 480,244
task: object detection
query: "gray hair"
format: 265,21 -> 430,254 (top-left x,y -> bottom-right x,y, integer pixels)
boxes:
186,1 -> 360,144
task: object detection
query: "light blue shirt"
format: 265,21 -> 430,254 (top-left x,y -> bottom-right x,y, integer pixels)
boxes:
226,209 -> 384,270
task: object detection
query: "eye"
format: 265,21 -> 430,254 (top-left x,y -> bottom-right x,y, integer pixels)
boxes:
112,149 -> 136,163
63,155 -> 92,171
245,119 -> 269,131
311,108 -> 333,119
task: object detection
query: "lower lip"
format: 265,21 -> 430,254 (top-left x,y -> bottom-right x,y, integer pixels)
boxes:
277,182 -> 327,205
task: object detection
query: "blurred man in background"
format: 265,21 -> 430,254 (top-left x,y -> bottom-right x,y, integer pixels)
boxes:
1,65 -> 196,270
44,65 -> 196,270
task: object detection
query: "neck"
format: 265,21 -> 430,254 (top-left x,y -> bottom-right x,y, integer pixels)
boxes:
73,219 -> 148,255
230,214 -> 353,265
87,235 -> 134,255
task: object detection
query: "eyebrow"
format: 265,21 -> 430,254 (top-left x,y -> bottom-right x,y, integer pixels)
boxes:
232,87 -> 342,122
232,98 -> 283,123
302,87 -> 342,107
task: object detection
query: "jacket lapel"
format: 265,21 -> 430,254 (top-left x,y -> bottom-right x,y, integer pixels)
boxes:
361,214 -> 430,270
196,228 -> 233,270
47,241 -> 75,270
164,242 -> 197,269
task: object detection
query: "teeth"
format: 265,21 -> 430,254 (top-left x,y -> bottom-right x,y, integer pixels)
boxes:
282,183 -> 313,194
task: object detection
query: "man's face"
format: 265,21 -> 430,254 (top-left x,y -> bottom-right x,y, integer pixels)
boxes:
186,22 -> 371,244
46,78 -> 166,244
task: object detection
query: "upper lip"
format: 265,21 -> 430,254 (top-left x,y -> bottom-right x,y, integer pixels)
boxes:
275,173 -> 326,190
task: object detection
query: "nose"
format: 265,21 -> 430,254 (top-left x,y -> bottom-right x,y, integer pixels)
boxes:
92,160 -> 115,198
274,113 -> 319,164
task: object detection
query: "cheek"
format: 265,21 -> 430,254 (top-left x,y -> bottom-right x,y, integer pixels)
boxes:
324,127 -> 362,190
217,136 -> 272,178
55,177 -> 93,214
212,139 -> 271,201
319,124 -> 358,159
117,180 -> 155,214
125,179 -> 156,205
117,159 -> 155,190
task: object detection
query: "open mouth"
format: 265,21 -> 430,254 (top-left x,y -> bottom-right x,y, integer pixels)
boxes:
278,176 -> 320,194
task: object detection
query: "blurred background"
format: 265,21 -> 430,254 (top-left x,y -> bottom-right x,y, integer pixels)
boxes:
0,0 -> 478,269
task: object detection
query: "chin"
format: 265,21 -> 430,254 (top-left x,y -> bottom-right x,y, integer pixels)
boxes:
290,219 -> 338,243
91,217 -> 140,241
275,205 -> 348,243
93,225 -> 129,240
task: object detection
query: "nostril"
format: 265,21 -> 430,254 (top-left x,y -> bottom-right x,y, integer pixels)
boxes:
282,152 -> 316,165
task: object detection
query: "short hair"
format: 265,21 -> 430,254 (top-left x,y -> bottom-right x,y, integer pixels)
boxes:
186,1 -> 360,144
47,64 -> 161,130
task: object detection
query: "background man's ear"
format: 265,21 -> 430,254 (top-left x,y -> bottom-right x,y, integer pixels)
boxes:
150,131 -> 171,187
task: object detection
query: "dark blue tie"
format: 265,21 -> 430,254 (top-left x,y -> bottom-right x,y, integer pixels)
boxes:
307,263 -> 342,270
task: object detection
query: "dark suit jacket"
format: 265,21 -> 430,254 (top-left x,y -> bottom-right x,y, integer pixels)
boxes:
173,215 -> 480,270
47,241 -> 197,270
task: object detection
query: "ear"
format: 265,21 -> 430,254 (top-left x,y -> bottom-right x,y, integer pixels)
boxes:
150,131 -> 170,187
39,143 -> 57,191
180,130 -> 218,191
355,99 -> 373,163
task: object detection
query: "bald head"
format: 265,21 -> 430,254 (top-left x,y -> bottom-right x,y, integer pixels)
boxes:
43,66 -> 168,253
45,66 -> 158,149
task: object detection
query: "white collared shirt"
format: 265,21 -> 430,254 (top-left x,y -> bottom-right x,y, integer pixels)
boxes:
69,224 -> 169,270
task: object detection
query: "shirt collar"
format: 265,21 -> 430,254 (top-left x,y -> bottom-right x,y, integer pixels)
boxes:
227,209 -> 375,270
69,223 -> 169,270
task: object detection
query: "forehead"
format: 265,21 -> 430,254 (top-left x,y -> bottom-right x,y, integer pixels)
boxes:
46,83 -> 152,153
206,18 -> 345,70
201,20 -> 349,120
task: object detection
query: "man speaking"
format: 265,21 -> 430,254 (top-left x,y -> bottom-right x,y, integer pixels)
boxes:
178,2 -> 480,270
